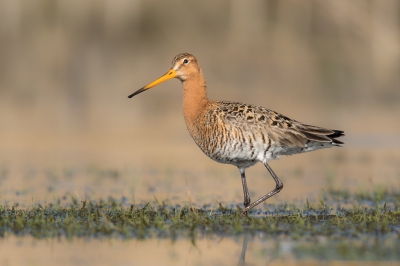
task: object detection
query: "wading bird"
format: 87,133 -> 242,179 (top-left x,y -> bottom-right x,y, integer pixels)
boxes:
128,53 -> 344,213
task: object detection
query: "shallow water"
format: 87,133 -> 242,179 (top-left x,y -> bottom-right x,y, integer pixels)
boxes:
1,148 -> 400,264
1,147 -> 399,208
1,234 -> 400,266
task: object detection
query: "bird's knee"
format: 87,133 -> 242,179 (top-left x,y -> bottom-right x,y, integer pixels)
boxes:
276,182 -> 283,192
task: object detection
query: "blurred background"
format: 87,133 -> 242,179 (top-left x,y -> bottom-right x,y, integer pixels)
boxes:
0,0 -> 399,206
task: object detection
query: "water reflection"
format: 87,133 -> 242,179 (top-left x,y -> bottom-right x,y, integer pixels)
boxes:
238,233 -> 249,266
1,231 -> 400,265
1,235 -> 261,266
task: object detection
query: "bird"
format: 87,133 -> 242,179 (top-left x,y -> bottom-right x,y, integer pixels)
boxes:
128,53 -> 344,214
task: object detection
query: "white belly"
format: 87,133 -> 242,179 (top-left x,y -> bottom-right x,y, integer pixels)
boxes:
203,131 -> 276,168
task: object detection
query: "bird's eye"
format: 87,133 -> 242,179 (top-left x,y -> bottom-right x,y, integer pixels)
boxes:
183,59 -> 189,64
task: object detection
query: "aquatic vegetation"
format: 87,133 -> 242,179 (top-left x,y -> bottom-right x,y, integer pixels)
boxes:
0,190 -> 399,241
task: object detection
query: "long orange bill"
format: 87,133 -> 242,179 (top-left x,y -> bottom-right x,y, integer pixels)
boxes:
128,69 -> 177,98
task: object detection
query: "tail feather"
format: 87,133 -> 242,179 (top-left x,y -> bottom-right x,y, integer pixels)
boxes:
300,127 -> 344,145
328,130 -> 345,145
302,131 -> 332,142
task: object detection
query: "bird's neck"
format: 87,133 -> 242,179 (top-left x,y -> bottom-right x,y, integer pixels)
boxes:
182,70 -> 208,124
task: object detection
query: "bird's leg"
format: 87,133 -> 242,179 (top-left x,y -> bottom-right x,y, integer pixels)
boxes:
239,168 -> 251,208
241,162 -> 283,214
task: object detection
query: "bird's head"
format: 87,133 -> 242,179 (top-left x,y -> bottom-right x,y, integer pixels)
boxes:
128,53 -> 199,98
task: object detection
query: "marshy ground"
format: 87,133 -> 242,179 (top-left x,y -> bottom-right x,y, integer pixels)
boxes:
1,149 -> 400,265
1,189 -> 400,264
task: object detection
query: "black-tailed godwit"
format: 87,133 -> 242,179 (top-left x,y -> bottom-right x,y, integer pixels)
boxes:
128,53 -> 344,213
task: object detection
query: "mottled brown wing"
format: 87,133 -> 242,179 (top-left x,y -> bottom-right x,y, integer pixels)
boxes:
216,100 -> 344,148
